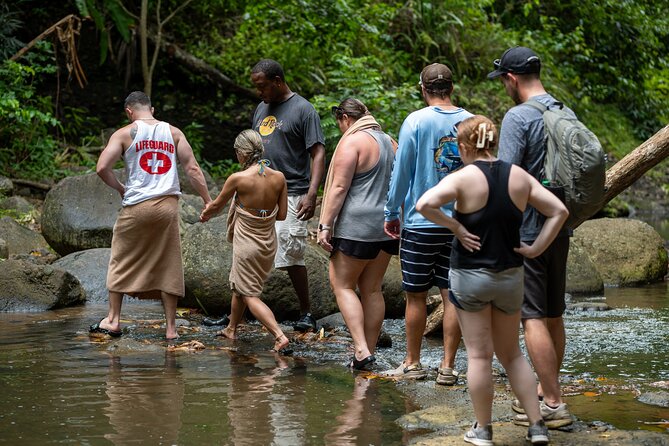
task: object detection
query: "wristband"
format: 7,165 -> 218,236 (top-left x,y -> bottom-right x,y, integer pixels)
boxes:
318,223 -> 331,232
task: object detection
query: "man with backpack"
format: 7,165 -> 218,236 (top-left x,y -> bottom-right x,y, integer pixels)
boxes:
488,46 -> 576,428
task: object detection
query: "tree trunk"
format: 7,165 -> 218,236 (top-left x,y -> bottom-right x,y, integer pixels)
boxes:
140,0 -> 151,96
603,124 -> 669,203
571,123 -> 669,228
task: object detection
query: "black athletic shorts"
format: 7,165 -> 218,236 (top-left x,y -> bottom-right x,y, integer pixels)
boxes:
521,235 -> 570,319
331,237 -> 399,260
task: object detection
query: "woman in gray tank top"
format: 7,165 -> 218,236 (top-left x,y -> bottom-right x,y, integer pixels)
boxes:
317,99 -> 398,370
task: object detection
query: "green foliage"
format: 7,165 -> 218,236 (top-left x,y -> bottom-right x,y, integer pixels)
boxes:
0,45 -> 63,180
184,121 -> 241,179
0,3 -> 24,60
311,54 -> 422,150
491,0 -> 669,140
75,0 -> 135,64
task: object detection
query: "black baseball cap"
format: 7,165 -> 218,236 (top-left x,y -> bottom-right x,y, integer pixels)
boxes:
487,47 -> 541,79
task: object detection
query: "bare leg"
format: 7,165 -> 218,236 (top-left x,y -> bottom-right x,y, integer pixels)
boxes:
357,252 -> 391,355
405,291 -> 428,365
329,253 -> 373,361
99,291 -> 124,332
219,292 -> 247,339
161,291 -> 179,340
492,308 -> 542,424
242,295 -> 288,351
456,305 -> 494,426
287,265 -> 310,314
523,317 -> 563,407
439,289 -> 461,369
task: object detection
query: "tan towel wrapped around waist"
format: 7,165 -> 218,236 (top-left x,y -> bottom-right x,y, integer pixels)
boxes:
227,201 -> 278,297
106,195 -> 184,299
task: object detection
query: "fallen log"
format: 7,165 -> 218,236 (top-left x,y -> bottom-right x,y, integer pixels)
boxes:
603,124 -> 669,204
155,38 -> 258,101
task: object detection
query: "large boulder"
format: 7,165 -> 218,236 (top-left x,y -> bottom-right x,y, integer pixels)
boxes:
0,196 -> 35,214
42,170 -> 217,255
177,165 -> 219,198
41,172 -> 122,255
0,216 -> 50,256
181,214 -> 234,313
0,176 -> 13,196
0,260 -> 85,311
53,248 -> 112,303
182,213 -> 338,319
566,237 -> 604,295
382,256 -> 408,318
574,218 -> 668,286
182,212 -> 408,320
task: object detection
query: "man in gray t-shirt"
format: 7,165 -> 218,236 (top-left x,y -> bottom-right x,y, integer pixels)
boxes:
251,59 -> 326,332
488,46 -> 573,428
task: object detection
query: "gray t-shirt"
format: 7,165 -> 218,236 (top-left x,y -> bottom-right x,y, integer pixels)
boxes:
252,93 -> 325,195
498,93 -> 575,240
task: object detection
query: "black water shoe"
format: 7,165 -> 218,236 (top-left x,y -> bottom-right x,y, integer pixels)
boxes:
202,315 -> 230,327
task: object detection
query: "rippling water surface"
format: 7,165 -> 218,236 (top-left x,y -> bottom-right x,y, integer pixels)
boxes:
1,282 -> 667,443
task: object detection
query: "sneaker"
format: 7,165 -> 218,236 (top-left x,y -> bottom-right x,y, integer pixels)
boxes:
293,313 -> 317,333
512,396 -> 543,414
463,422 -> 493,446
380,362 -> 428,380
436,367 -> 459,386
526,420 -> 549,444
514,401 -> 573,429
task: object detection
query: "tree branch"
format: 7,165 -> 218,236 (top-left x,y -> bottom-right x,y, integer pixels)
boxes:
10,14 -> 76,61
151,37 -> 258,101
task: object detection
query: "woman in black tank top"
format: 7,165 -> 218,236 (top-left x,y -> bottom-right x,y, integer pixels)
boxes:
416,116 -> 568,445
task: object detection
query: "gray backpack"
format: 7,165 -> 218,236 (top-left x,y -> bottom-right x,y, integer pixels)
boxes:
525,100 -> 607,229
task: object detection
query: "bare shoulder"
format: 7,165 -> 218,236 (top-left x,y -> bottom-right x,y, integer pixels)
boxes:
109,123 -> 135,146
344,131 -> 375,149
509,164 -> 533,183
168,124 -> 185,143
266,167 -> 286,181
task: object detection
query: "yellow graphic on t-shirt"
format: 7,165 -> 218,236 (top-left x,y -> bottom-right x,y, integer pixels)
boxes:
259,116 -> 277,136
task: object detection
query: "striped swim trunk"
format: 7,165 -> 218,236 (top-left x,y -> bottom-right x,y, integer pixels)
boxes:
399,227 -> 454,292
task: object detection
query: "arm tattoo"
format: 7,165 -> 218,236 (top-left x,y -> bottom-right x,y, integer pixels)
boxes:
130,125 -> 137,140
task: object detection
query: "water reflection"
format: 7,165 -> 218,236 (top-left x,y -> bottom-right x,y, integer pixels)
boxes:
227,352 -> 305,445
324,375 -> 380,446
104,353 -> 184,445
0,283 -> 667,443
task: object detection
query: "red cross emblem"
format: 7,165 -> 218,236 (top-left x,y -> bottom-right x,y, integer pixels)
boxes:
139,151 -> 172,175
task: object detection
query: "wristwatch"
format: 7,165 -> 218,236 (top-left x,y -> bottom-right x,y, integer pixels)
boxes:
318,223 -> 331,232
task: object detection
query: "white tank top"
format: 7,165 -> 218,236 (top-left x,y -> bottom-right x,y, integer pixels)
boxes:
122,120 -> 181,206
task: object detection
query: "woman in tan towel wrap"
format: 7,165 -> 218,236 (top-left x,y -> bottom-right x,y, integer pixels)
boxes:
200,129 -> 290,353
317,99 -> 398,370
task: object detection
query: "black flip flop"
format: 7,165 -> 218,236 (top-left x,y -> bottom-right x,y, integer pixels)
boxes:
89,321 -> 123,337
351,354 -> 376,370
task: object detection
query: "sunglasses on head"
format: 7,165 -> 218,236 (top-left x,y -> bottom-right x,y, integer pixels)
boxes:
494,55 -> 540,70
331,105 -> 343,116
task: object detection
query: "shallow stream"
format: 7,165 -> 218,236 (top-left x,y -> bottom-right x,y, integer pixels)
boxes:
0,282 -> 667,444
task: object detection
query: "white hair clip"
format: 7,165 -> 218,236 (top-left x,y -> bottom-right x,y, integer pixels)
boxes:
476,123 -> 494,149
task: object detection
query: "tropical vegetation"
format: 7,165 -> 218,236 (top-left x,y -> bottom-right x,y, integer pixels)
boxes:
1,0 -> 667,181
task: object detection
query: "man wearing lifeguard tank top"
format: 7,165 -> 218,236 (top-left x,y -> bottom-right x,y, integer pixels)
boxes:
90,91 -> 211,340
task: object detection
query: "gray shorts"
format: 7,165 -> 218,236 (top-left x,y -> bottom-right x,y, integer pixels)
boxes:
274,194 -> 309,268
448,266 -> 524,314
